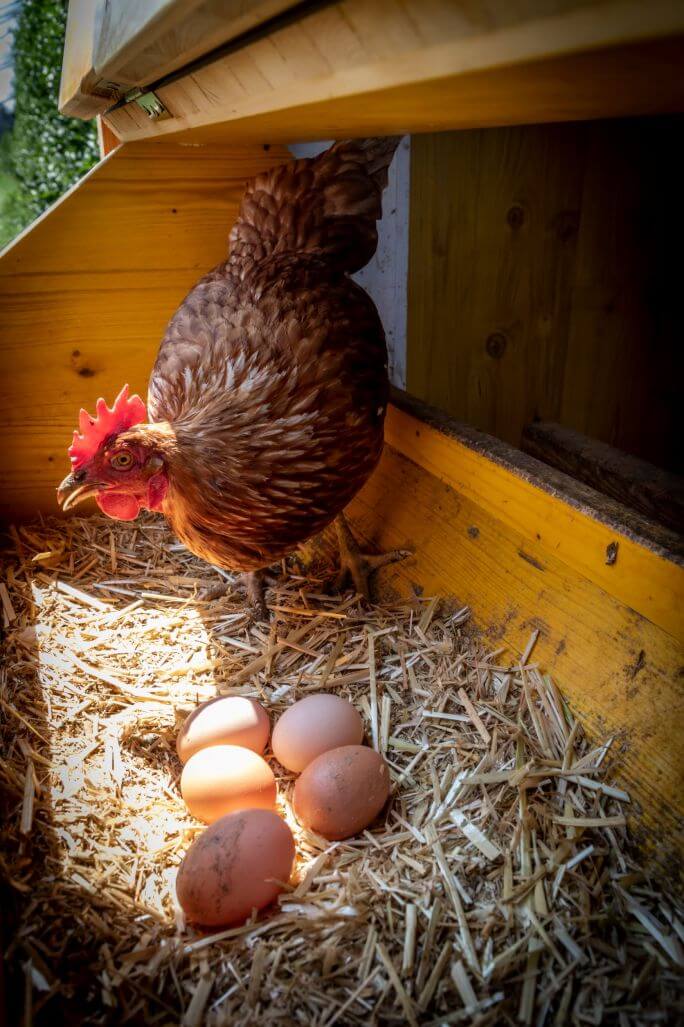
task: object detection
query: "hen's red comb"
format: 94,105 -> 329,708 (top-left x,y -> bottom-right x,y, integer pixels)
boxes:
68,385 -> 147,469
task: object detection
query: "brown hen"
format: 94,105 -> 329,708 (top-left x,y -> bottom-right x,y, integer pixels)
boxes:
58,138 -> 407,611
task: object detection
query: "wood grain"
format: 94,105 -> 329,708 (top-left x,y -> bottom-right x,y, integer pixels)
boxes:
97,116 -> 120,157
407,118 -> 683,472
522,421 -> 684,535
384,402 -> 683,641
93,0 -> 301,90
60,0 -> 302,118
407,125 -> 584,445
102,1 -> 684,144
59,0 -> 111,119
0,140 -> 291,521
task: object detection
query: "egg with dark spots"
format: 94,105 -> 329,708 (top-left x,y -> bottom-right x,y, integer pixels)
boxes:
293,744 -> 391,840
176,809 -> 295,926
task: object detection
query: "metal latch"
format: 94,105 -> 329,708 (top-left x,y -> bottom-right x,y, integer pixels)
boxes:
133,91 -> 171,120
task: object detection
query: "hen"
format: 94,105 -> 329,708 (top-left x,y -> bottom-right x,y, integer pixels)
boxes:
57,137 -> 407,612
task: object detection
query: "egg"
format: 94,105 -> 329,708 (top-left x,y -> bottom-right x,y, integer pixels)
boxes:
176,809 -> 295,926
272,694 -> 364,773
180,744 -> 277,823
177,696 -> 270,764
293,744 -> 390,840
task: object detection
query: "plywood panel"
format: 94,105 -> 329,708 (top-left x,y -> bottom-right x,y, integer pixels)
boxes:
0,140 -> 291,521
103,1 -> 684,144
407,118 -> 683,473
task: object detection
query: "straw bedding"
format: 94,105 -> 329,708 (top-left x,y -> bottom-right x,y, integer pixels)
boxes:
1,514 -> 682,1025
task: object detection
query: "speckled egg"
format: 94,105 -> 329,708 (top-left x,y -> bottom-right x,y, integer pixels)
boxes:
176,809 -> 295,926
272,694 -> 364,773
293,744 -> 391,840
180,744 -> 277,823
177,696 -> 270,764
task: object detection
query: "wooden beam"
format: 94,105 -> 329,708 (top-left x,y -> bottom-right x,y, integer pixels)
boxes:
0,140 -> 291,521
383,394 -> 683,640
97,116 -> 120,157
323,393 -> 683,879
59,0 -> 112,119
522,421 -> 684,535
103,1 -> 684,144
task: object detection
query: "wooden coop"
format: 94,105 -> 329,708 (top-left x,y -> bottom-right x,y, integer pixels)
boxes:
1,1 -> 683,1023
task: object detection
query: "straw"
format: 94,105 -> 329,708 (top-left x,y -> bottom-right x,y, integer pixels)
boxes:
1,512 -> 682,1024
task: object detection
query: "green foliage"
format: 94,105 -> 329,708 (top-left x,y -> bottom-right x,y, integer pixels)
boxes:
1,0 -> 99,246
0,168 -> 21,248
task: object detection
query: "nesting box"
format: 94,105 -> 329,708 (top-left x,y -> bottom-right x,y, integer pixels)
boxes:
1,0 -> 683,928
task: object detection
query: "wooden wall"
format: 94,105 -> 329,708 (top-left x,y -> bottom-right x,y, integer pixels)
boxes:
338,397 -> 684,877
0,140 -> 290,521
407,117 -> 683,474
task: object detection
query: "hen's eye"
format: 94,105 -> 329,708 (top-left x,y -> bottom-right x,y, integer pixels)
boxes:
110,451 -> 133,470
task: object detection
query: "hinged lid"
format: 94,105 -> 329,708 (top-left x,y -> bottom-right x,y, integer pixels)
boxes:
59,0 -> 301,119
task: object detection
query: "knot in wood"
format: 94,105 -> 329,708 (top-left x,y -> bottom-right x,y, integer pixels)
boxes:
485,332 -> 508,359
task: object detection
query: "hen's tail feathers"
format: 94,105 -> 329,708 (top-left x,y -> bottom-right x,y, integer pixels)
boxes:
228,136 -> 401,275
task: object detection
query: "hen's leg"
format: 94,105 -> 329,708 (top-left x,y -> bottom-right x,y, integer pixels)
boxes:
334,513 -> 410,601
243,570 -> 269,620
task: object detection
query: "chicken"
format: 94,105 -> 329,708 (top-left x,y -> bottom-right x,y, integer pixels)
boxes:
57,137 -> 408,612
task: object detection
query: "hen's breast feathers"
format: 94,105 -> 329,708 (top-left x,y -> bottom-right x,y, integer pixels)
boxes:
146,138 -> 397,571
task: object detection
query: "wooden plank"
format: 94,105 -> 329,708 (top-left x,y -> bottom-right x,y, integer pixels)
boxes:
92,0 -> 301,91
59,0 -> 112,119
59,0 -> 302,118
0,140 -> 291,521
407,125 -> 585,446
103,1 -> 684,143
383,397 -> 683,641
522,421 -> 684,535
97,116 -> 120,157
326,399 -> 684,876
406,119 -> 683,474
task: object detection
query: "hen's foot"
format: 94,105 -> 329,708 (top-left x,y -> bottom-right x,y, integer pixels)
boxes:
243,570 -> 270,621
334,513 -> 410,602
200,581 -> 231,602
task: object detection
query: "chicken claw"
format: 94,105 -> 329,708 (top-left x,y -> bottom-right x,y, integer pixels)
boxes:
334,513 -> 410,602
243,570 -> 269,621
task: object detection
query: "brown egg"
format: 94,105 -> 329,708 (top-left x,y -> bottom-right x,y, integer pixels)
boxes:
272,694 -> 364,773
176,809 -> 295,926
293,744 -> 391,840
180,744 -> 277,823
177,696 -> 270,764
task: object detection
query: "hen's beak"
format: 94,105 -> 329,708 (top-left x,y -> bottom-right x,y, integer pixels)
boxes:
57,473 -> 103,512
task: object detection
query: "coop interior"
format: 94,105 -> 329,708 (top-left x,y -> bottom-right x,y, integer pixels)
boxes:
1,2 -> 683,1025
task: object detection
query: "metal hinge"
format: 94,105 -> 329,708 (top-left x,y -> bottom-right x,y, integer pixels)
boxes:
132,91 -> 171,120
